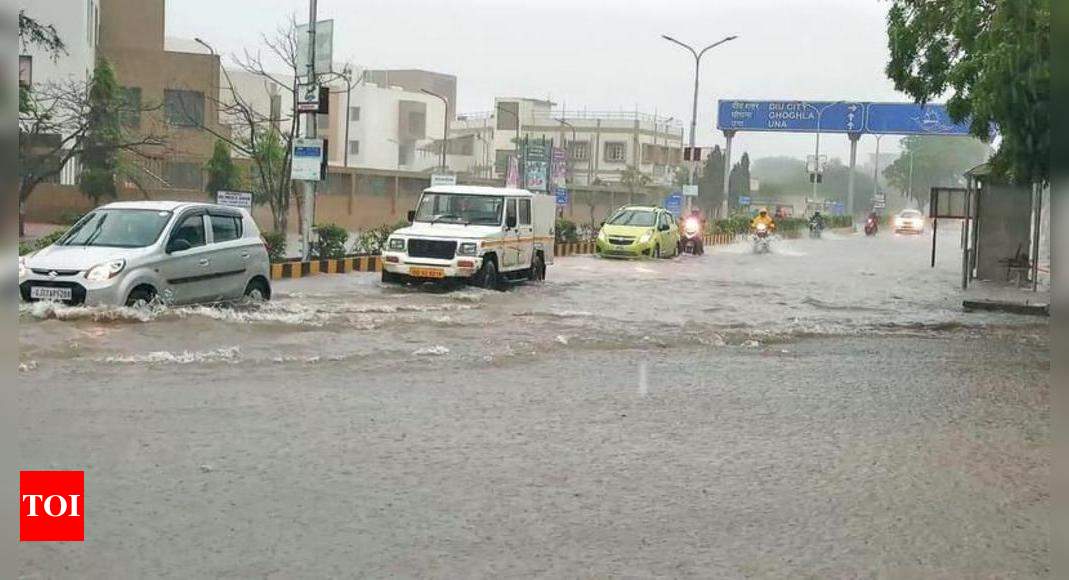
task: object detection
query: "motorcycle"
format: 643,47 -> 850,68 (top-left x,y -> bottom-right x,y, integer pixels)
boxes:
808,219 -> 824,239
864,216 -> 879,237
752,223 -> 772,254
679,216 -> 704,255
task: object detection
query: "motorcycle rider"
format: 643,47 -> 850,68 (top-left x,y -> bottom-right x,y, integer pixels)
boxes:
679,209 -> 705,255
865,211 -> 880,234
809,211 -> 826,230
751,208 -> 776,233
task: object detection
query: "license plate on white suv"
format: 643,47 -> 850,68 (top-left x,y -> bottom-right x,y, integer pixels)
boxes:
30,286 -> 72,301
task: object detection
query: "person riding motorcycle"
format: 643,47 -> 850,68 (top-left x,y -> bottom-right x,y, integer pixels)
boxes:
809,211 -> 826,230
751,208 -> 776,233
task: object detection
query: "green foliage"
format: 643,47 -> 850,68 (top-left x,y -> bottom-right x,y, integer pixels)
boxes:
262,231 -> 287,262
78,60 -> 122,203
19,229 -> 67,256
727,152 -> 752,211
18,10 -> 66,56
882,136 -> 991,201
353,221 -> 407,255
885,0 -> 1049,184
698,146 -> 725,216
555,218 -> 579,243
671,166 -> 690,187
751,156 -> 878,209
311,223 -> 349,259
620,165 -> 651,194
204,139 -> 242,195
58,211 -> 84,225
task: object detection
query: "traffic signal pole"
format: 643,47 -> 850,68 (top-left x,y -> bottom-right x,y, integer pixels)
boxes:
299,0 -> 318,261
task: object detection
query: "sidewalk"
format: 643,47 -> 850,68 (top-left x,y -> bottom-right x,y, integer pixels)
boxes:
963,279 -> 1050,316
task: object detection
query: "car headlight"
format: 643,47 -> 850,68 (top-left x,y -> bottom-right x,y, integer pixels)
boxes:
387,237 -> 406,252
638,231 -> 653,243
457,242 -> 478,256
598,229 -> 608,241
85,259 -> 126,282
18,256 -> 29,279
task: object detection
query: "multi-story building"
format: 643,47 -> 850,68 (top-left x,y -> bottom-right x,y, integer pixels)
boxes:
97,0 -> 228,190
452,97 -> 684,187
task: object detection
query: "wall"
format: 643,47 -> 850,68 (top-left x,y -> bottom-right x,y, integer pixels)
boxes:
975,182 -> 1033,281
20,0 -> 99,86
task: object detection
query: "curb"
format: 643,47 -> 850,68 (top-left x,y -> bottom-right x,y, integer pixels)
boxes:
270,255 -> 382,280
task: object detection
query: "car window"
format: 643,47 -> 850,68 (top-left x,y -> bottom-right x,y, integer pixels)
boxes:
506,198 -> 517,225
606,210 -> 655,227
172,213 -> 206,248
518,199 -> 531,226
210,214 -> 242,243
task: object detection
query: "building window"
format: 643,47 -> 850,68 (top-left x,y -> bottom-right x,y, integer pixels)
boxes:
604,142 -> 626,163
350,106 -> 360,121
119,87 -> 141,128
19,55 -> 31,87
569,140 -> 589,161
494,149 -> 512,175
164,89 -> 204,127
496,101 -> 518,130
349,140 -> 360,156
162,161 -> 203,190
408,111 -> 425,137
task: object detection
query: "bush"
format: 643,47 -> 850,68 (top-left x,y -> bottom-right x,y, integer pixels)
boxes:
353,220 -> 407,255
555,218 -> 579,243
262,231 -> 288,263
19,229 -> 67,256
310,223 -> 349,260
58,211 -> 85,225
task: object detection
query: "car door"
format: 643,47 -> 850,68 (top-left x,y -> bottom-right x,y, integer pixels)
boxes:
502,198 -> 520,269
157,211 -> 217,304
206,211 -> 251,300
516,197 -> 534,267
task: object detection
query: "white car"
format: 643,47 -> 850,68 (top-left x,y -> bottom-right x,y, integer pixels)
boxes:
19,201 -> 272,307
893,209 -> 927,234
381,186 -> 555,289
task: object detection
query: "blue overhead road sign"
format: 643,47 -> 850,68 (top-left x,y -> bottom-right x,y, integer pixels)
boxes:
717,100 -> 973,136
864,103 -> 971,136
717,100 -> 866,133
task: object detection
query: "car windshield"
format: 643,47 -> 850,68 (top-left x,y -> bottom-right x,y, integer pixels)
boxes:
901,210 -> 922,218
60,209 -> 173,248
607,210 -> 656,227
413,194 -> 503,225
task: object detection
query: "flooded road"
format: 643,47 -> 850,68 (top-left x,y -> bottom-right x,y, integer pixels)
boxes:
19,230 -> 1050,578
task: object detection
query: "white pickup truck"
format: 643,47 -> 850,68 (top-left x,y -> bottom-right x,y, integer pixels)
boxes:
381,186 -> 556,289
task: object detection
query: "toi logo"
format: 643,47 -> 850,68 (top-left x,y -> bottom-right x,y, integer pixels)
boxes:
20,471 -> 84,542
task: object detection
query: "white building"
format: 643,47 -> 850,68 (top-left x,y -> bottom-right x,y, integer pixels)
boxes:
452,98 -> 684,187
19,0 -> 100,88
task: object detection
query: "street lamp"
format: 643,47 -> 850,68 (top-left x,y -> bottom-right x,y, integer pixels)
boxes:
420,89 -> 450,172
801,100 -> 845,204
662,33 -> 738,212
555,117 -> 576,185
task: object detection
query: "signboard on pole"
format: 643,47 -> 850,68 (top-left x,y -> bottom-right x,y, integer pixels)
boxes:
523,141 -> 549,192
717,100 -> 973,136
930,187 -> 970,218
431,174 -> 457,188
550,147 -> 568,188
738,196 -> 752,206
291,138 -> 324,181
664,192 -> 684,217
682,185 -> 699,198
296,20 -> 334,78
216,190 -> 254,210
554,187 -> 569,206
297,83 -> 320,113
505,155 -> 520,189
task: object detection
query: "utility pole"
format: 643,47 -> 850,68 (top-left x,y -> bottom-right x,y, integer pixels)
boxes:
662,33 -> 738,213
872,134 -> 884,210
299,0 -> 318,261
804,101 -> 843,205
421,89 -> 449,172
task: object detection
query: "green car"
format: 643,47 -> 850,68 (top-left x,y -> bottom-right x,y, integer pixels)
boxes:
596,206 -> 680,259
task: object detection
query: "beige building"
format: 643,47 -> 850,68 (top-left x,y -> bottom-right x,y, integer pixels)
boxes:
452,98 -> 684,187
98,0 -> 228,190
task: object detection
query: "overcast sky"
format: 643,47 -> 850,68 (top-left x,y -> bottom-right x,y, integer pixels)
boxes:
167,0 -> 910,164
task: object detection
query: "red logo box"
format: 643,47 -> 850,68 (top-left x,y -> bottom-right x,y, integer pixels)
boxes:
20,471 -> 84,542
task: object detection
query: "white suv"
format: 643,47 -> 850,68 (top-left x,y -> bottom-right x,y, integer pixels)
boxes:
19,201 -> 272,306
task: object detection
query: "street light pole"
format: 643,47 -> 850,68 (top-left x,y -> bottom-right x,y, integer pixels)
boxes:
299,0 -> 318,261
555,117 -> 576,186
662,33 -> 738,213
872,134 -> 884,210
803,100 -> 844,205
421,89 -> 449,172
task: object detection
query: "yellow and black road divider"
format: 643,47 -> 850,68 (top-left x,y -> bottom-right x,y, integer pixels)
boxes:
269,233 -> 744,280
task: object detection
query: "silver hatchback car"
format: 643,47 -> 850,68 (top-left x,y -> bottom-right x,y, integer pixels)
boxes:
19,201 -> 272,307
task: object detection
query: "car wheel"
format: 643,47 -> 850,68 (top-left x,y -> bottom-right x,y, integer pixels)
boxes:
474,258 -> 499,290
243,278 -> 271,302
381,269 -> 403,284
653,244 -> 661,259
125,286 -> 157,308
529,253 -> 546,282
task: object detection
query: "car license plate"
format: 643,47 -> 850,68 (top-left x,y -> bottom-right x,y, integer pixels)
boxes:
409,267 -> 445,279
30,286 -> 72,301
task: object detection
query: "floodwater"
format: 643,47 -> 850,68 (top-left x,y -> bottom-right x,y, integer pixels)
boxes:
18,229 -> 1050,578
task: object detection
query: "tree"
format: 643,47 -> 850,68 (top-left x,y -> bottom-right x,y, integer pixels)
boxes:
19,10 -> 67,116
78,60 -> 122,204
886,0 -> 1049,185
727,152 -> 751,212
19,61 -> 161,235
751,156 -> 878,210
619,165 -> 651,204
883,135 -> 992,201
194,17 -> 325,233
205,139 -> 242,195
697,145 -> 725,217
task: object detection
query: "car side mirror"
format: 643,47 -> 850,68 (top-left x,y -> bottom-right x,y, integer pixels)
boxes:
407,210 -> 415,223
167,238 -> 192,253
506,215 -> 517,229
